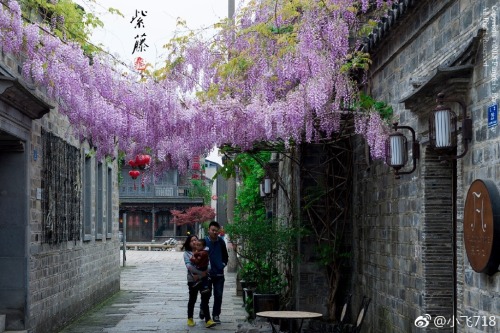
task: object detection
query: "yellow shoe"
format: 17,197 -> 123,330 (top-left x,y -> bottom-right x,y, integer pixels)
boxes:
205,319 -> 216,328
187,318 -> 195,327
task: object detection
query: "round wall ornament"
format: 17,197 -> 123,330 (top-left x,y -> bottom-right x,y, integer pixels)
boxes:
463,179 -> 500,275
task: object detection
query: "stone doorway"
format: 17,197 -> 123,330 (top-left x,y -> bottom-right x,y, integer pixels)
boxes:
0,129 -> 28,330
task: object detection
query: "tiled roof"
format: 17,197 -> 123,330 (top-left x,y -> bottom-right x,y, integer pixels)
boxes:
359,0 -> 418,53
0,75 -> 52,119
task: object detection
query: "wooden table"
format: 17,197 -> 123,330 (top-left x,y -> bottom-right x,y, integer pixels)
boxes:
256,311 -> 322,333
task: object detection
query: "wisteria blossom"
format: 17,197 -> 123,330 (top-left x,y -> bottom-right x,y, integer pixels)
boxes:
0,0 -> 392,172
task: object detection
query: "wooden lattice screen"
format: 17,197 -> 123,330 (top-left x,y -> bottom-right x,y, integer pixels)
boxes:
301,138 -> 353,321
42,130 -> 81,244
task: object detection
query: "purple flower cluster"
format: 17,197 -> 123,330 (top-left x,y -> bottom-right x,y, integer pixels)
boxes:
0,0 -> 391,173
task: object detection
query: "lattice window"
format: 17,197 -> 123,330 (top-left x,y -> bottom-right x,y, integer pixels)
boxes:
42,130 -> 81,244
107,166 -> 113,236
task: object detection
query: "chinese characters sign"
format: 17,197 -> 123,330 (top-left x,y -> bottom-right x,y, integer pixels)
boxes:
488,103 -> 498,128
130,9 -> 148,70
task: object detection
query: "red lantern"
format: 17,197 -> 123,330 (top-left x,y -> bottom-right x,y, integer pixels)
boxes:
128,159 -> 137,169
135,154 -> 151,170
129,170 -> 140,179
135,155 -> 145,167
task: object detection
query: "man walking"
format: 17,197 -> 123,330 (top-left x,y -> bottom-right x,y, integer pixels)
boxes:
201,221 -> 228,324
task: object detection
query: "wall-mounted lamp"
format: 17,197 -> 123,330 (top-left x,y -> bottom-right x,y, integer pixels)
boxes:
119,218 -> 123,224
386,122 -> 420,179
264,177 -> 272,195
429,93 -> 472,159
144,218 -> 149,224
260,175 -> 273,198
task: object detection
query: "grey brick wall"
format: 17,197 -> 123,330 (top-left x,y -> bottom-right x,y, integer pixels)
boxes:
1,51 -> 121,333
27,125 -> 121,333
353,0 -> 500,332
28,242 -> 120,333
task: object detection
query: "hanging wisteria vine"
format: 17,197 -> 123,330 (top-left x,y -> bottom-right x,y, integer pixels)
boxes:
0,0 -> 392,172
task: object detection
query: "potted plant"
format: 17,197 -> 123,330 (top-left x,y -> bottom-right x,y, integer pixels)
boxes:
220,151 -> 299,318
223,153 -> 295,316
251,260 -> 284,316
237,261 -> 258,309
231,215 -> 296,318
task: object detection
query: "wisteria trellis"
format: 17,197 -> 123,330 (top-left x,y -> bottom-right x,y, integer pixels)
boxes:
0,0 -> 391,172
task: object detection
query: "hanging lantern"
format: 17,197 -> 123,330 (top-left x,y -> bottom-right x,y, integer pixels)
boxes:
129,170 -> 140,179
128,159 -> 137,169
384,122 -> 420,179
135,155 -> 146,169
429,105 -> 456,150
264,177 -> 272,195
135,154 -> 151,170
427,93 -> 472,160
129,170 -> 141,190
386,131 -> 408,169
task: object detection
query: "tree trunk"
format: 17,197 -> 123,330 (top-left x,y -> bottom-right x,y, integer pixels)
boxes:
226,175 -> 238,272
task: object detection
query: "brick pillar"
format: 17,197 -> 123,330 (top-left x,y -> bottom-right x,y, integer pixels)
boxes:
420,146 -> 455,332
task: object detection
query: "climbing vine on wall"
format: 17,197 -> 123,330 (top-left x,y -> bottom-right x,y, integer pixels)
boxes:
42,130 -> 81,244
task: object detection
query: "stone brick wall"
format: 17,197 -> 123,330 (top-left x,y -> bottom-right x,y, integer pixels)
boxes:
27,124 -> 120,332
1,50 -> 121,333
353,0 -> 500,332
28,243 -> 120,333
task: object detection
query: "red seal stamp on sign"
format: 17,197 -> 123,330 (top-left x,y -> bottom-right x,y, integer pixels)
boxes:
134,57 -> 147,71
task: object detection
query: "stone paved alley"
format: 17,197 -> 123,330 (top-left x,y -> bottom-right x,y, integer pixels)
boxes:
58,250 -> 251,333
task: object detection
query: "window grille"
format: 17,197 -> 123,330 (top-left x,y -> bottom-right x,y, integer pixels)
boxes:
41,130 -> 81,244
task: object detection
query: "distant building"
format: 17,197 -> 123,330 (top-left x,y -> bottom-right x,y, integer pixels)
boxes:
204,158 -> 228,226
119,166 -> 204,242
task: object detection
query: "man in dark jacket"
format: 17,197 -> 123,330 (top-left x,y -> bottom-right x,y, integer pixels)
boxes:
201,221 -> 228,324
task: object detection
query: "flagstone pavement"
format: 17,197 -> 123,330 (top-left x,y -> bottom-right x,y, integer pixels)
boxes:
58,250 -> 251,333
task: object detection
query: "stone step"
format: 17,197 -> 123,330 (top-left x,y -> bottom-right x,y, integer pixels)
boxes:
0,316 -> 27,333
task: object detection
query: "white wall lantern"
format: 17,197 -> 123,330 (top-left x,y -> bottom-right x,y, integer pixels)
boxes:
429,93 -> 472,159
386,122 -> 420,179
264,177 -> 272,195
